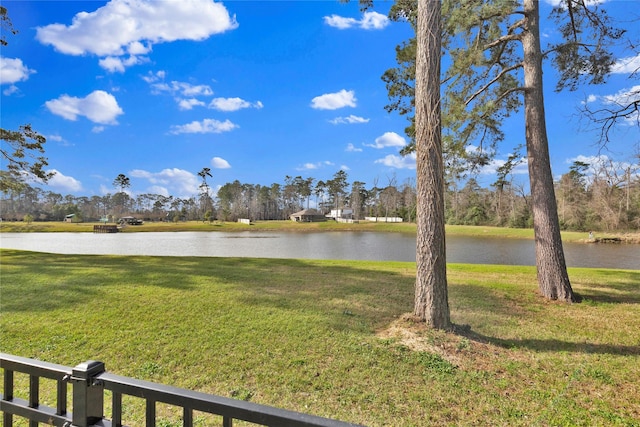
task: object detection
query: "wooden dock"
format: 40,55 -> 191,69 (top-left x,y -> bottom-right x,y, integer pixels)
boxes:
93,224 -> 119,233
595,237 -> 622,243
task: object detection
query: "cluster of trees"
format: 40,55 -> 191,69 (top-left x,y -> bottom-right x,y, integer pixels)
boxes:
2,159 -> 637,231
0,170 -> 408,223
452,160 -> 639,231
382,0 -> 637,323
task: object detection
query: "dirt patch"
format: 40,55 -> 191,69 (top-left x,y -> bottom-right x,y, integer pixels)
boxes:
376,313 -> 512,370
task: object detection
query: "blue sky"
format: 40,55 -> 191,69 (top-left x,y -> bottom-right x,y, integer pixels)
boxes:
1,0 -> 638,199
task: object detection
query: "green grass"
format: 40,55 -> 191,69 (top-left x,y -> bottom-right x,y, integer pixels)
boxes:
1,250 -> 639,426
0,219 -> 419,234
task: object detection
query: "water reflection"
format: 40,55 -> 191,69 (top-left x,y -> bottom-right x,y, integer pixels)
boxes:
0,231 -> 637,270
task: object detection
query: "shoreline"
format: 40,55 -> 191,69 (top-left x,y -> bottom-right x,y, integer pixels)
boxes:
1,220 -> 638,244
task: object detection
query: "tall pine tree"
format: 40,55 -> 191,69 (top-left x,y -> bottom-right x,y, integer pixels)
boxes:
384,0 -> 625,302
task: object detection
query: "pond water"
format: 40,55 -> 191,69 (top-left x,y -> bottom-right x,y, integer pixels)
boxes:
1,231 -> 637,270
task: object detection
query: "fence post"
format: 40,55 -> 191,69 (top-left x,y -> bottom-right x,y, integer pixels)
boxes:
71,360 -> 105,427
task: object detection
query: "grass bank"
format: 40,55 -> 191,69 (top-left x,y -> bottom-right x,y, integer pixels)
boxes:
0,219 -> 416,233
2,220 -> 637,243
1,249 -> 638,426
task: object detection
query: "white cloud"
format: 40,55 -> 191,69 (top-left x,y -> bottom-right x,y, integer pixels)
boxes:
366,131 -> 406,149
211,156 -> 231,169
47,134 -> 73,146
150,80 -> 213,97
478,158 -> 528,176
375,153 -> 416,169
346,143 -> 363,152
611,54 -> 640,74
99,54 -> 149,73
584,94 -> 598,104
324,15 -> 357,29
143,74 -> 218,109
311,89 -> 356,110
46,169 -> 83,192
296,161 -> 334,171
360,11 -> 390,30
567,154 -> 606,168
586,85 -> 640,126
147,185 -> 170,197
602,85 -> 640,106
542,0 -> 608,5
98,57 -> 126,73
3,85 -> 19,96
176,82 -> 214,97
143,73 -> 261,113
130,168 -> 200,198
209,97 -> 263,112
566,154 -> 633,173
564,154 -> 638,183
36,0 -> 238,72
127,40 -> 152,55
324,11 -> 389,30
329,115 -> 369,125
142,70 -> 166,83
45,90 -> 124,124
476,160 -> 499,176
177,98 -> 206,110
170,118 -> 238,134
0,57 -> 36,85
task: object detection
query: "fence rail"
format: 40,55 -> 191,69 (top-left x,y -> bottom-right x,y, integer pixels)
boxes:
1,353 -> 364,427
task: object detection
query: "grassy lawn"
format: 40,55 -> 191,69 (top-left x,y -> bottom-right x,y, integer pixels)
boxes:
1,249 -> 638,426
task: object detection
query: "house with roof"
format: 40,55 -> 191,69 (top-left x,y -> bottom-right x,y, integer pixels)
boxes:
289,209 -> 326,222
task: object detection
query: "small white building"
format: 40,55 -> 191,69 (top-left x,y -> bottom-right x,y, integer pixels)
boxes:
326,208 -> 353,220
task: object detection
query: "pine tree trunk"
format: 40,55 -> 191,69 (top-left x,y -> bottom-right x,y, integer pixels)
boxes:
414,0 -> 451,328
522,0 -> 575,302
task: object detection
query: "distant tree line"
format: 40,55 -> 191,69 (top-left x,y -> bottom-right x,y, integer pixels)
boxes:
2,161 -> 637,231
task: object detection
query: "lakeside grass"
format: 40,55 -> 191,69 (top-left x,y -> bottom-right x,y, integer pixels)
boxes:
0,219 -> 417,233
1,249 -> 638,426
2,220 -> 636,243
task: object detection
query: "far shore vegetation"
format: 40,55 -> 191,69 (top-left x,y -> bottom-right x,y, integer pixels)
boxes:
1,219 -> 639,244
1,249 -> 638,426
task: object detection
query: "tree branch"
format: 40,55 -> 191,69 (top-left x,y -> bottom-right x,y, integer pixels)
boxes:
483,32 -> 522,51
582,98 -> 640,143
465,63 -> 523,106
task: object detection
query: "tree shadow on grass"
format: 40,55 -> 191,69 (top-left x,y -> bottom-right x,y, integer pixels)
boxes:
0,250 -> 230,312
0,250 -> 416,323
573,269 -> 640,304
455,326 -> 640,356
227,257 -> 416,331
